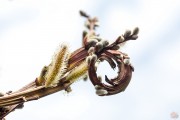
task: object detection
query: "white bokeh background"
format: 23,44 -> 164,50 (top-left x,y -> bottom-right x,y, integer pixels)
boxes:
0,0 -> 180,120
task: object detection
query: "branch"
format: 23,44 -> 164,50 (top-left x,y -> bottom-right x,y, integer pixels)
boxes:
0,10 -> 139,119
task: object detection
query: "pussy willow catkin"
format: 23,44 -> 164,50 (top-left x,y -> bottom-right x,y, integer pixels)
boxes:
45,44 -> 70,87
66,61 -> 88,82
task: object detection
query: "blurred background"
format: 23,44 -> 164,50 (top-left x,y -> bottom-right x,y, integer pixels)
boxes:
0,0 -> 180,120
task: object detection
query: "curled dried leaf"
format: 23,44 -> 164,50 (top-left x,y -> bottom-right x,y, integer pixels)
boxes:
88,48 -> 134,96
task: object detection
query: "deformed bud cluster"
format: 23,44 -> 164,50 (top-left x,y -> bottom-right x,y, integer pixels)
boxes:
80,11 -> 139,96
123,27 -> 139,40
83,33 -> 138,95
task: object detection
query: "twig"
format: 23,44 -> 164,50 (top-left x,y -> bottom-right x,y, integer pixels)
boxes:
0,10 -> 139,119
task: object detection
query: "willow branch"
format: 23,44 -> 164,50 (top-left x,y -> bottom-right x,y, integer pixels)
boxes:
0,10 -> 139,119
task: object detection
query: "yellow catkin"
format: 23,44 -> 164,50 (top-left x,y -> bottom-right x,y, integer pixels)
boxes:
66,61 -> 88,82
45,44 -> 69,87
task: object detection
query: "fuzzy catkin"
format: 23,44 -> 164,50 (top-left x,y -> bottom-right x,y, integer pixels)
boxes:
45,44 -> 70,87
66,61 -> 88,82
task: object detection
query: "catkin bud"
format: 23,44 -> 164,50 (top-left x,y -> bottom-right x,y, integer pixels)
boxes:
88,47 -> 95,55
37,66 -> 48,86
116,36 -> 125,43
101,40 -> 109,47
124,30 -> 131,38
116,54 -> 124,59
123,58 -> 130,65
45,44 -> 70,88
96,89 -> 108,96
83,74 -> 88,81
86,56 -> 92,64
132,27 -> 139,35
95,85 -> 102,90
86,39 -> 98,49
82,31 -> 88,39
95,42 -> 103,52
111,45 -> 120,50
89,36 -> 102,42
91,54 -> 97,63
131,35 -> 138,40
65,86 -> 72,93
98,76 -> 102,82
66,61 -> 88,82
79,10 -> 89,18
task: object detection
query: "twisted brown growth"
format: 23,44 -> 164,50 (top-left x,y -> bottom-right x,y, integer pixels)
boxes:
80,10 -> 138,96
0,11 -> 139,119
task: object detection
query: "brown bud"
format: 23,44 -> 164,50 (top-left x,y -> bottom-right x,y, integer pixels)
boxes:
95,85 -> 102,90
131,35 -> 138,40
111,45 -> 120,50
116,36 -> 125,43
65,86 -> 72,93
132,27 -> 139,35
79,10 -> 89,18
98,76 -> 102,82
123,58 -> 130,65
95,42 -> 103,52
101,40 -> 109,47
86,56 -> 92,64
86,39 -> 98,49
88,47 -> 95,55
96,89 -> 108,96
91,54 -> 97,62
83,74 -> 88,81
124,30 -> 131,38
82,31 -> 88,39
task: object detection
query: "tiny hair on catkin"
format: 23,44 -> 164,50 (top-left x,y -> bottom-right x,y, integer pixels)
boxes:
45,44 -> 70,87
